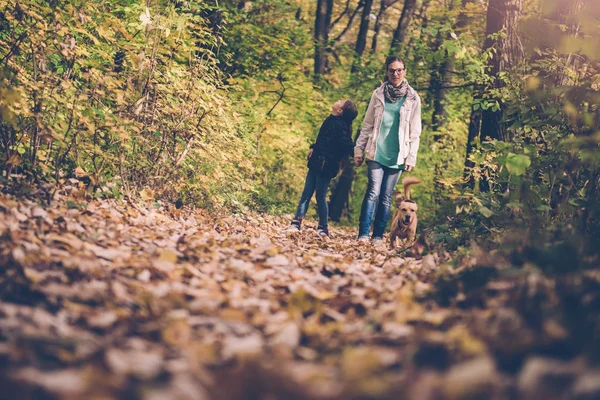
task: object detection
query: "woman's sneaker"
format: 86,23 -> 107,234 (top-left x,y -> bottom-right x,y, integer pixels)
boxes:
371,237 -> 386,250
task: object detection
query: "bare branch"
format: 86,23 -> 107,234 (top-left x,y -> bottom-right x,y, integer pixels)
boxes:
330,0 -> 353,28
265,73 -> 286,117
332,2 -> 364,43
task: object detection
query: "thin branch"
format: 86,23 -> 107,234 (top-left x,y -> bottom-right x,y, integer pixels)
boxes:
330,0 -> 353,28
328,47 -> 343,66
415,82 -> 478,91
265,74 -> 286,117
332,2 -> 364,42
0,32 -> 28,65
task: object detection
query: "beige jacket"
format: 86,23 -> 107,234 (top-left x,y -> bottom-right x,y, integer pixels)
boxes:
354,82 -> 422,167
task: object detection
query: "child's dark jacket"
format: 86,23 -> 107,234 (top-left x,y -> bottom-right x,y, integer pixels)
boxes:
307,115 -> 354,178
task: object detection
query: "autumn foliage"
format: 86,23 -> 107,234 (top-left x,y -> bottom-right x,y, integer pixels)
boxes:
1,0 -> 599,398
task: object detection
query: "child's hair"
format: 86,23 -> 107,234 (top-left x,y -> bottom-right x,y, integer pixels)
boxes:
341,99 -> 358,122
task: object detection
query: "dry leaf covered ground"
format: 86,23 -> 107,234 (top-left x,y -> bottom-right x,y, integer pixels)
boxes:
1,188 -> 599,400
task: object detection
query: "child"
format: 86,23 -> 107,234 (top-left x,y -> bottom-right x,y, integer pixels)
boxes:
289,99 -> 358,237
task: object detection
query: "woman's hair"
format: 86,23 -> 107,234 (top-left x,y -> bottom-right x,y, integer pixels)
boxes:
384,55 -> 405,81
341,99 -> 358,122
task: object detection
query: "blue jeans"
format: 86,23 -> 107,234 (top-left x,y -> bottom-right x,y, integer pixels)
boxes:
294,168 -> 332,228
358,160 -> 402,238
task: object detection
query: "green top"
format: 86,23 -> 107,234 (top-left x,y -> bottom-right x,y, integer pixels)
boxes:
375,96 -> 406,169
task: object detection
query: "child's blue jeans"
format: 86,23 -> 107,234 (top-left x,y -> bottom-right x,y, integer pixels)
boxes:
294,168 -> 332,229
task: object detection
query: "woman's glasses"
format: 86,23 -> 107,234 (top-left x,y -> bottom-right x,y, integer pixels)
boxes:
388,68 -> 406,74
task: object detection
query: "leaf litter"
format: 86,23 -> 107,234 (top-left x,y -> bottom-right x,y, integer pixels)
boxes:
1,188 -> 599,399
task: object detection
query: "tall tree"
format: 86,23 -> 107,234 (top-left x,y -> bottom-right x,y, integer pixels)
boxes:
351,0 -> 374,73
355,0 -> 374,58
328,128 -> 361,222
331,0 -> 371,217
314,0 -> 334,80
479,0 -> 523,141
429,0 -> 471,131
328,160 -> 356,222
464,0 -> 524,189
370,0 -> 398,54
551,0 -> 586,86
428,31 -> 451,132
406,0 -> 431,67
389,0 -> 418,55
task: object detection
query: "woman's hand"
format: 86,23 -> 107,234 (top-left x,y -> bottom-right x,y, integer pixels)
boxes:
405,165 -> 414,172
307,148 -> 314,161
354,156 -> 364,167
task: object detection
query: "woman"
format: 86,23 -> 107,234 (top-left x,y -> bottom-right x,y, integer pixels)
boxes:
354,56 -> 422,243
289,99 -> 358,238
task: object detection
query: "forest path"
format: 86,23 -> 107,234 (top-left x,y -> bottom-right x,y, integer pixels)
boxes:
0,189 -> 597,399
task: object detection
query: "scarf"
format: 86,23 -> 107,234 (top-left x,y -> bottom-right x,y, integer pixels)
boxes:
384,80 -> 408,103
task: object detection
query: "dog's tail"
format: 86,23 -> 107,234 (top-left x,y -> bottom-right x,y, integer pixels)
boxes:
402,176 -> 421,200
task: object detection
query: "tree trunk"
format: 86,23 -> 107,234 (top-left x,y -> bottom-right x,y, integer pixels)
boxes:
389,0 -> 418,55
479,0 -> 523,143
409,0 -> 431,65
552,0 -> 585,36
314,0 -> 334,80
464,0 -> 523,190
355,0 -> 374,58
370,0 -> 395,54
553,0 -> 585,86
429,30 -> 451,133
428,1 -> 454,210
464,97 -> 482,188
430,0 -> 471,132
371,0 -> 388,54
431,62 -> 452,132
328,128 -> 361,221
328,160 -> 356,222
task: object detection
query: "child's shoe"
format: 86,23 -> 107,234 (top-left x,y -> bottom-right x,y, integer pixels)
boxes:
317,226 -> 329,238
286,219 -> 302,232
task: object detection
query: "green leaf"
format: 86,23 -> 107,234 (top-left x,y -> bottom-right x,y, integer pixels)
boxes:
523,144 -> 536,155
505,153 -> 531,176
479,206 -> 494,218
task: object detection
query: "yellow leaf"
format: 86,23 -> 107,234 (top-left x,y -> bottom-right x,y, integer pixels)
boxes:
75,166 -> 87,178
314,290 -> 335,301
446,325 -> 487,356
526,76 -> 541,91
162,319 -> 191,347
158,249 -> 178,263
140,188 -> 154,201
6,154 -> 22,166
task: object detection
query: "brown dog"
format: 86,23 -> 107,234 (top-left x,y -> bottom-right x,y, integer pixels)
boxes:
390,177 -> 421,249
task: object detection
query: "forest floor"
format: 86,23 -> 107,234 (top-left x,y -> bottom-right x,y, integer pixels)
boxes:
1,184 -> 599,400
